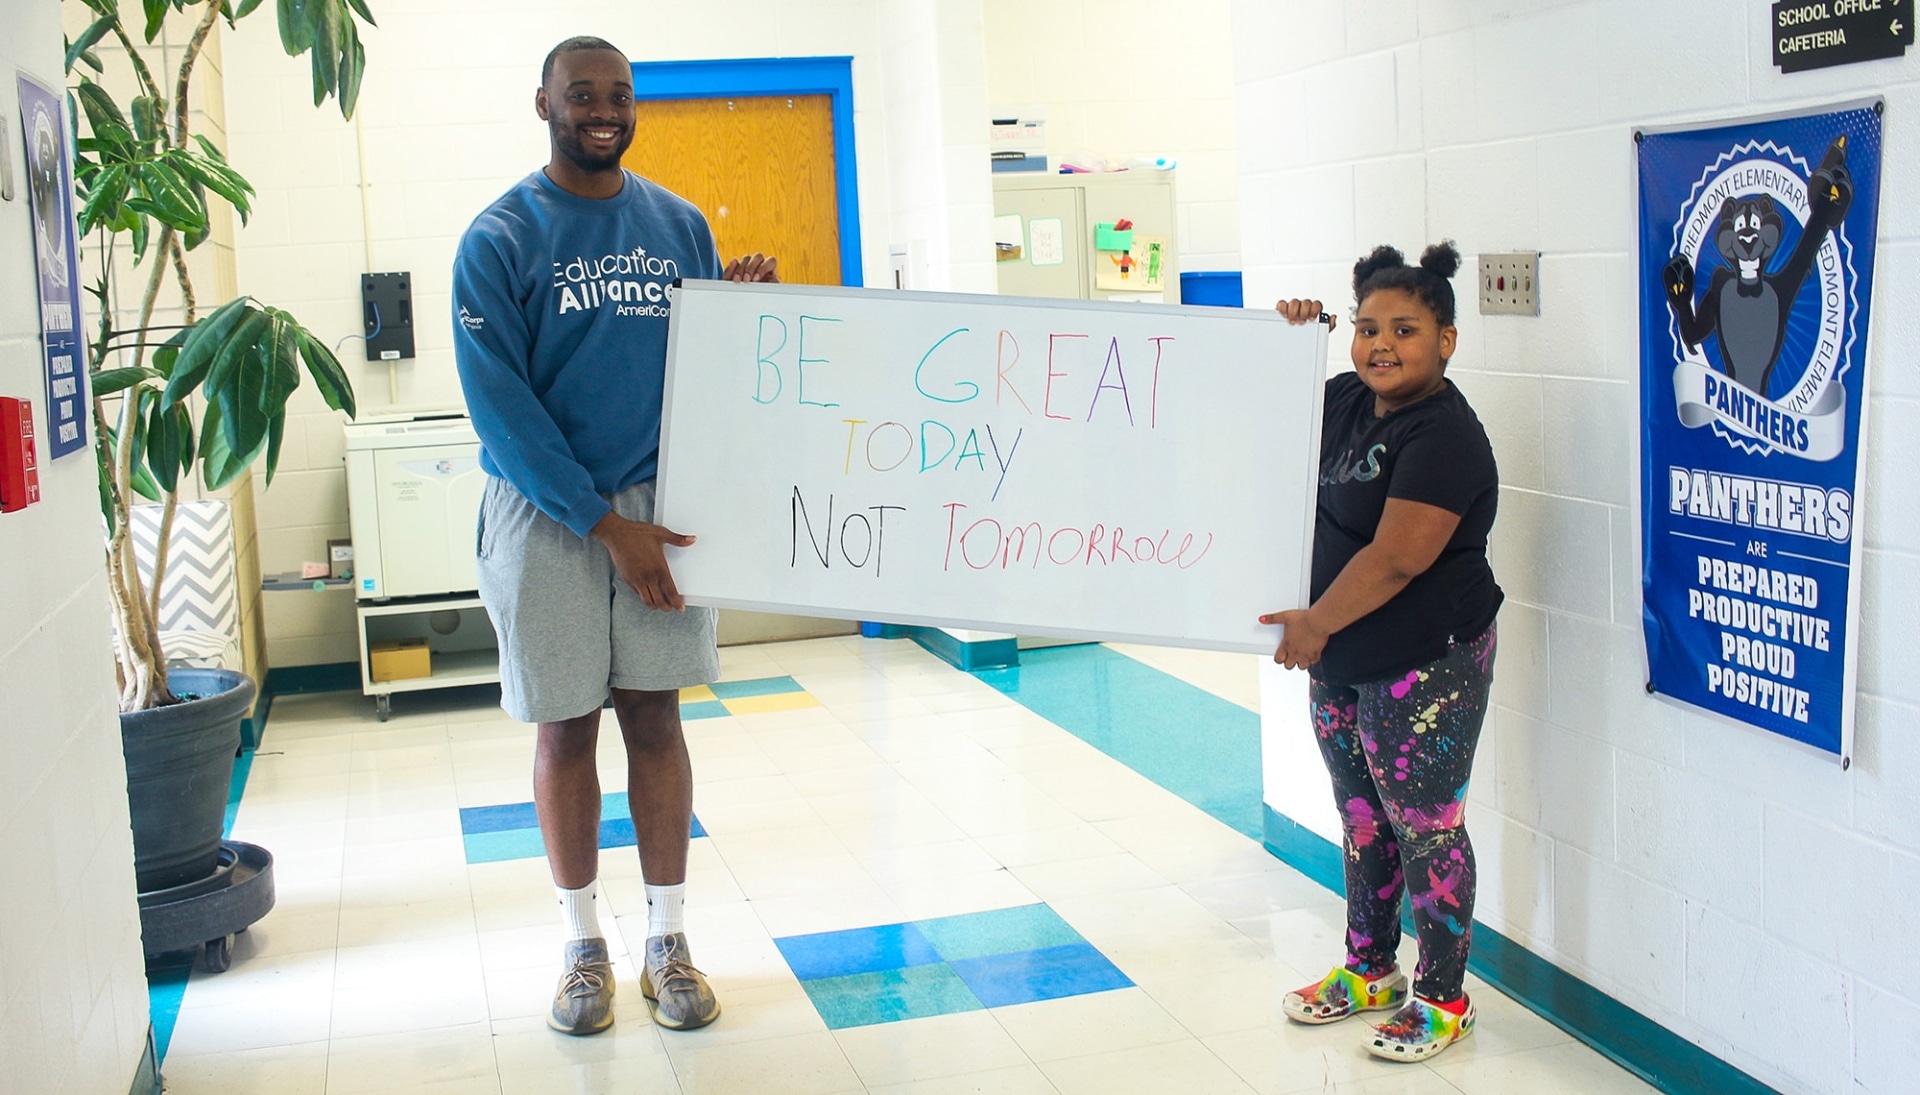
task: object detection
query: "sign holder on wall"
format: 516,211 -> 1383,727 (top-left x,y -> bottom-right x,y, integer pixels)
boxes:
17,72 -> 89,459
1635,99 -> 1884,766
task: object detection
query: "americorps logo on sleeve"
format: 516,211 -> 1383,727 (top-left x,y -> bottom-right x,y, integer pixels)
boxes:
1659,137 -> 1857,461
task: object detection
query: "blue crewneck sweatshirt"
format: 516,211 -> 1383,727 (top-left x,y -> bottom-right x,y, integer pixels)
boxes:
452,169 -> 719,538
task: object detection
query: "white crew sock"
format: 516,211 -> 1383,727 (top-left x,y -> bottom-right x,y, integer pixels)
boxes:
557,882 -> 602,942
646,882 -> 686,938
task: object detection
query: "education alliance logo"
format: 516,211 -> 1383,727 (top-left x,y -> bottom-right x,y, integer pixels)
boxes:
1659,135 -> 1856,461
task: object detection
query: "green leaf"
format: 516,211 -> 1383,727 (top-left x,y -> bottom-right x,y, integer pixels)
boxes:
217,313 -> 277,458
162,297 -> 251,407
77,163 -> 130,236
263,411 -> 287,485
198,399 -> 251,488
235,0 -> 267,17
128,210 -> 150,261
335,27 -> 366,119
150,328 -> 188,379
75,80 -> 133,148
142,0 -> 171,43
79,49 -> 104,74
66,15 -> 115,75
203,309 -> 271,412
170,148 -> 254,220
92,366 -> 162,396
146,395 -> 180,492
263,307 -> 303,416
130,95 -> 164,147
345,0 -> 374,27
297,328 -> 356,416
127,159 -> 207,235
276,0 -> 314,53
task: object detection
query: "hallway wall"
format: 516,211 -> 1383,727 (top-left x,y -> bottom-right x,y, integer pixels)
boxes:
1240,4 -> 1920,1093
0,1 -> 155,1089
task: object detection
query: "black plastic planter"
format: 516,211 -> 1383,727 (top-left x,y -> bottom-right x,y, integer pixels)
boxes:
119,667 -> 255,893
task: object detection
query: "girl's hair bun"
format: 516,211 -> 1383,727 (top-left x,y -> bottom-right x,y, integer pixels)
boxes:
1418,240 -> 1461,280
1351,244 -> 1407,298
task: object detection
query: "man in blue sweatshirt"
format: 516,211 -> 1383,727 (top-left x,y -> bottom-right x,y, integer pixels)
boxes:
451,35 -> 776,1037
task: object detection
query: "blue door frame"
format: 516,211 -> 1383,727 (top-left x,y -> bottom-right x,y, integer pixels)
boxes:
629,56 -> 863,287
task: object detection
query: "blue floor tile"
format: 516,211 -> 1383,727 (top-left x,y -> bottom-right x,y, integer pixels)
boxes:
976,645 -> 1263,838
459,800 -> 541,835
777,921 -> 944,982
948,941 -> 1135,1009
709,676 -> 804,699
915,903 -> 1083,963
680,699 -> 730,720
463,827 -> 548,864
799,964 -> 984,1029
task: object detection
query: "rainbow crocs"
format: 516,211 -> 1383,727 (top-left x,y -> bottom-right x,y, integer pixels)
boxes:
1283,965 -> 1408,1025
1366,995 -> 1476,1061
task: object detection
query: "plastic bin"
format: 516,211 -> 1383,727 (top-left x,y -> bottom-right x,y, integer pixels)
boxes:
1180,271 -> 1243,308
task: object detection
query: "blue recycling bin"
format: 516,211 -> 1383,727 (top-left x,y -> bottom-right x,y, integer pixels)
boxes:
1180,271 -> 1243,308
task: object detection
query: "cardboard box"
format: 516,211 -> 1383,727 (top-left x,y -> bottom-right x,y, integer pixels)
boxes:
369,637 -> 430,682
328,538 -> 354,579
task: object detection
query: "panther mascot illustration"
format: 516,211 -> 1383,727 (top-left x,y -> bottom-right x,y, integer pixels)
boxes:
27,105 -> 71,289
1662,136 -> 1852,397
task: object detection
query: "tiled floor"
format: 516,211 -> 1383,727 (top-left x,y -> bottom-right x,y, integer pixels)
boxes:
156,635 -> 1657,1094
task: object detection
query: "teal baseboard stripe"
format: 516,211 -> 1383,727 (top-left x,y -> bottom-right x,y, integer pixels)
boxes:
264,661 -> 360,695
1260,805 -> 1346,896
130,1025 -> 161,1094
1258,804 -> 1779,1095
902,626 -> 1019,671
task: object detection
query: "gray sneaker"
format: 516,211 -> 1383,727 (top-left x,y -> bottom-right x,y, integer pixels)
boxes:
548,937 -> 615,1036
641,932 -> 721,1030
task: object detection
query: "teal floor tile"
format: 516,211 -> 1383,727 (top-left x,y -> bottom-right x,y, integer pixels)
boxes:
680,699 -> 730,720
800,963 -> 984,1029
976,645 -> 1263,838
709,676 -> 804,699
915,903 -> 1084,963
777,922 -> 943,981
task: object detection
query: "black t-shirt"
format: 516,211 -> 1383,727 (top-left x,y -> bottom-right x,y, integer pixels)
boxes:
1310,372 -> 1503,685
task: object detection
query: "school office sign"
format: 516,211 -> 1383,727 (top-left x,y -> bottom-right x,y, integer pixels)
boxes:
1636,102 -> 1883,765
1772,0 -> 1913,73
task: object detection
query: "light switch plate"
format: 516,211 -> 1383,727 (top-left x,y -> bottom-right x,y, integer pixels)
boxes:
0,116 -> 14,202
1478,252 -> 1538,315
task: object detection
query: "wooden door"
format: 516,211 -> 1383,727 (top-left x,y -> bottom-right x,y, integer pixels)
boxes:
623,94 -> 841,285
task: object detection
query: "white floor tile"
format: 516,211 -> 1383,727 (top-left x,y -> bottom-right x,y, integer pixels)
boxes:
162,636 -> 1657,1095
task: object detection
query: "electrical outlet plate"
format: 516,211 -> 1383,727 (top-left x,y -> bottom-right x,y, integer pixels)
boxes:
1478,252 -> 1539,315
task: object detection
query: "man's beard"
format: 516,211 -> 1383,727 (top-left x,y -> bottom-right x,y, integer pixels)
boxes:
550,119 -> 631,173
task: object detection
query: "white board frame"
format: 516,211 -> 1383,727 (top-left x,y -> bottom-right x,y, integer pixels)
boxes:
656,280 -> 1325,655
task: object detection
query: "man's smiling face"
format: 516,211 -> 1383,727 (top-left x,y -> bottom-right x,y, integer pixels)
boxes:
537,47 -> 635,174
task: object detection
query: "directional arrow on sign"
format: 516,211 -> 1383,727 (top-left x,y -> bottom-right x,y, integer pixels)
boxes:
1896,19 -> 1907,35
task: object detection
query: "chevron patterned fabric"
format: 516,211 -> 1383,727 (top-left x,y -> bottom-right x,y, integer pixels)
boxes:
129,501 -> 243,671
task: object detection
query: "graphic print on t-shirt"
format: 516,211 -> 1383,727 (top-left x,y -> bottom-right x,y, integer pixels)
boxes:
1321,443 -> 1385,486
552,244 -> 683,317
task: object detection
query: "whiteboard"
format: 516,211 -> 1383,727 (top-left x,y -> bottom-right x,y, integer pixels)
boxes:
655,281 -> 1325,655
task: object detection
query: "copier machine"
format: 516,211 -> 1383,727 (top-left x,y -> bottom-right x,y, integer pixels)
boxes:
343,414 -> 486,600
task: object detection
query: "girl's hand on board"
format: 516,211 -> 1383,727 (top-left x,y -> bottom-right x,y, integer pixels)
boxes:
1260,608 -> 1329,669
1275,298 -> 1335,331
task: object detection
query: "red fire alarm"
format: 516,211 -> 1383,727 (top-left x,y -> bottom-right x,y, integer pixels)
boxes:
0,397 -> 43,513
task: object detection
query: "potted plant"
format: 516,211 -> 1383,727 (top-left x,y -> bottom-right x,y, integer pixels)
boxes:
66,0 -> 371,893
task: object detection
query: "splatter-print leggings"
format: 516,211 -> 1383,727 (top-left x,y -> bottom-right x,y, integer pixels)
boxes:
1308,623 -> 1497,1003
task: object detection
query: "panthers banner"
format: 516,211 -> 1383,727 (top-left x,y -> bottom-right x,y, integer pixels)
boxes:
1637,101 -> 1882,762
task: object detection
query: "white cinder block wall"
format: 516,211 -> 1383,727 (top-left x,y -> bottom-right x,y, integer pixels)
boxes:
1240,3 -> 1920,1094
220,0 -> 993,667
981,0 -> 1242,271
0,2 -> 156,1091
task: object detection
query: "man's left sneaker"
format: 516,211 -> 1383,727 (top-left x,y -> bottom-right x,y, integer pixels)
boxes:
640,932 -> 721,1031
1366,995 -> 1475,1062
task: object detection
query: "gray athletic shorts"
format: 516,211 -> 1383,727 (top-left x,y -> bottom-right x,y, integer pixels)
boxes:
476,475 -> 719,723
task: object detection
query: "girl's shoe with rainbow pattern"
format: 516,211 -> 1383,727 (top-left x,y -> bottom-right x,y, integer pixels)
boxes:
1283,965 -> 1408,1025
1366,995 -> 1475,1062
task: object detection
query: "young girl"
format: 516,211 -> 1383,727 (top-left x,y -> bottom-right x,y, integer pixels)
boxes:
1263,242 -> 1502,1062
